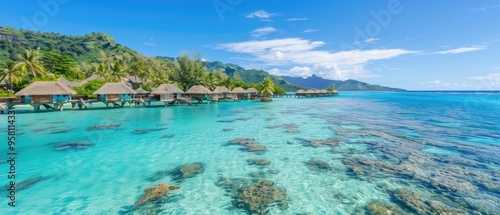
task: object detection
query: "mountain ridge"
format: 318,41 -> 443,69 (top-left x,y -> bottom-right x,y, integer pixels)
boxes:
281,74 -> 405,91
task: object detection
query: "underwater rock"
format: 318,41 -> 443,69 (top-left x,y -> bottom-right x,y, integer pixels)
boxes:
55,142 -> 95,150
304,158 -> 333,172
169,162 -> 205,182
228,138 -> 267,153
134,183 -> 180,206
132,128 -> 167,134
223,128 -> 234,132
241,143 -> 267,153
86,124 -> 121,130
366,201 -> 404,215
267,123 -> 300,133
161,134 -> 175,139
229,138 -> 256,145
146,170 -> 170,182
296,138 -> 341,148
247,158 -> 271,166
49,128 -> 76,134
393,189 -> 466,215
32,126 -> 57,132
217,117 -> 252,123
236,180 -> 288,214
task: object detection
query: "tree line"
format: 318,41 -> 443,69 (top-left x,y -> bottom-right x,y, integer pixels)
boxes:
1,48 -> 281,98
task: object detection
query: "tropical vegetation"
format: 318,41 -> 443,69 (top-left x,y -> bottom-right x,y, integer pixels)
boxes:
0,27 -> 288,99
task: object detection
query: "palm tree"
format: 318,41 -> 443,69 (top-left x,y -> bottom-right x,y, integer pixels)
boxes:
173,54 -> 206,90
259,77 -> 275,102
0,61 -> 22,90
203,72 -> 218,90
93,63 -> 109,80
15,48 -> 46,84
109,62 -> 126,83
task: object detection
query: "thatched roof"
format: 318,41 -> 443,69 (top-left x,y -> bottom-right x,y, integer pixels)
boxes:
126,76 -> 143,84
93,83 -> 136,95
213,86 -> 230,94
231,87 -> 246,93
1,79 -> 10,85
246,88 -> 258,93
305,89 -> 316,94
58,77 -> 86,87
186,85 -> 212,94
314,89 -> 321,93
151,84 -> 184,95
15,82 -> 77,96
135,87 -> 150,94
320,90 -> 328,93
296,89 -> 306,94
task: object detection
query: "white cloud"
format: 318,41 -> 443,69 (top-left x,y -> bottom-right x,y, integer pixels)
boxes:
246,10 -> 277,19
303,29 -> 319,33
250,27 -> 277,37
470,73 -> 500,86
287,18 -> 308,21
364,38 -> 379,43
467,5 -> 500,13
354,37 -> 379,45
494,67 -> 500,70
216,38 -> 416,80
144,38 -> 156,47
435,46 -> 485,54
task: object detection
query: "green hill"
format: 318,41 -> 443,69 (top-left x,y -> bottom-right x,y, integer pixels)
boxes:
0,26 -> 142,65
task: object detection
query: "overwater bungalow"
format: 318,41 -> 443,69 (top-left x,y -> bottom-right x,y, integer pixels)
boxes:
150,84 -> 185,104
93,83 -> 136,107
213,86 -> 237,101
134,88 -> 150,98
231,87 -> 247,100
185,85 -> 213,103
305,89 -> 316,97
296,89 -> 306,97
14,81 -> 77,111
246,87 -> 259,95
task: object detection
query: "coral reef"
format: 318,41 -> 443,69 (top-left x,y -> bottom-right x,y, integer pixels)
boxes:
169,162 -> 205,182
393,189 -> 466,215
366,201 -> 403,215
216,178 -> 288,215
135,183 -> 180,206
132,128 -> 167,134
86,124 -> 121,130
228,138 -> 267,154
248,158 -> 271,166
304,158 -> 333,172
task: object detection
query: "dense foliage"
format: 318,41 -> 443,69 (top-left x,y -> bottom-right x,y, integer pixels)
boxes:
72,79 -> 106,99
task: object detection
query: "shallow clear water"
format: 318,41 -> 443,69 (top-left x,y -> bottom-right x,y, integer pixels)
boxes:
1,92 -> 499,214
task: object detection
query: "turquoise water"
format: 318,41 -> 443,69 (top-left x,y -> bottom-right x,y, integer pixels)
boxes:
1,92 -> 499,214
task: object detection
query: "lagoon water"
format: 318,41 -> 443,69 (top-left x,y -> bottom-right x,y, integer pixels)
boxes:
1,92 -> 499,214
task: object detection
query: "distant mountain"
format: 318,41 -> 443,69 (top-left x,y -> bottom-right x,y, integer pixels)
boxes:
282,74 -> 405,91
205,61 -> 303,92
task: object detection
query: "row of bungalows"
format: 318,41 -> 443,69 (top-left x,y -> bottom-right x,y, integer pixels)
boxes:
3,81 -> 266,112
295,89 -> 338,97
150,84 -> 185,104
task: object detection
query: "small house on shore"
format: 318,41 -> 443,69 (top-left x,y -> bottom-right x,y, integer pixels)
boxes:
15,82 -> 77,103
151,84 -> 184,103
94,83 -> 136,102
185,85 -> 212,103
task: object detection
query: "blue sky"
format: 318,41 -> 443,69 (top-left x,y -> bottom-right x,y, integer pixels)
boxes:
1,0 -> 500,90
